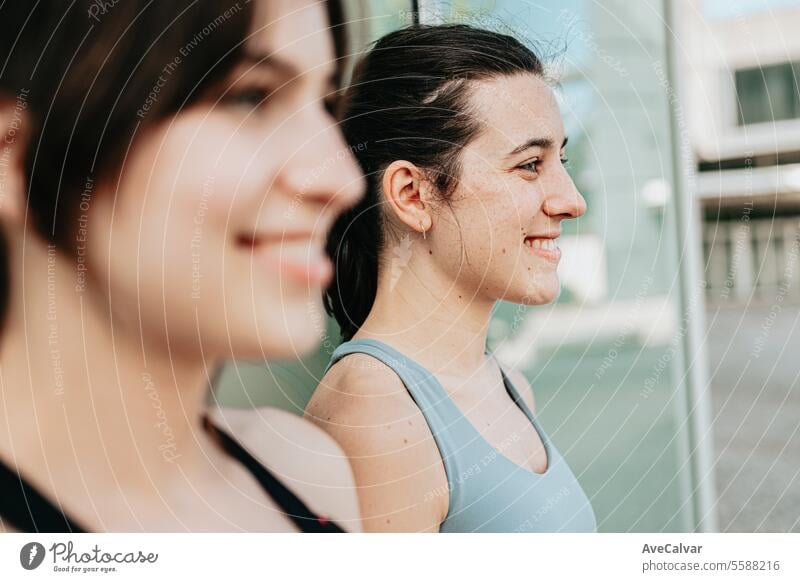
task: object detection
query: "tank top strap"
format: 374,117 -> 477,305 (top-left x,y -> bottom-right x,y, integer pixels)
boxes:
490,354 -> 536,423
326,339 -> 473,511
0,456 -> 88,533
327,339 -> 456,414
202,416 -> 344,533
488,352 -> 556,455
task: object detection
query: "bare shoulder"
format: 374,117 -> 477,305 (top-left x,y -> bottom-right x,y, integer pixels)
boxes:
501,365 -> 536,413
306,353 -> 438,464
207,405 -> 362,531
305,353 -> 448,531
307,352 -> 421,424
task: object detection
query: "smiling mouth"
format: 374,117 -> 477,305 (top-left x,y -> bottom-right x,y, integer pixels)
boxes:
523,235 -> 561,263
524,236 -> 557,250
235,230 -> 323,247
235,232 -> 333,286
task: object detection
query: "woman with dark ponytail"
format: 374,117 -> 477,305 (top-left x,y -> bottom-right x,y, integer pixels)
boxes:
0,0 -> 364,532
307,24 -> 596,532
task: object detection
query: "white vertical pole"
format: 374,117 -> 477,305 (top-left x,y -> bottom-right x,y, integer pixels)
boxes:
786,218 -> 800,299
664,0 -> 720,532
733,220 -> 755,300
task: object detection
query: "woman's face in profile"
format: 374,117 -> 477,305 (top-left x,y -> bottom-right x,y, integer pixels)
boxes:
428,73 -> 586,307
86,0 -> 365,360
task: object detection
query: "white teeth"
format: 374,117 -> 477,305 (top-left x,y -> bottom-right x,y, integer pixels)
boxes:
525,237 -> 558,251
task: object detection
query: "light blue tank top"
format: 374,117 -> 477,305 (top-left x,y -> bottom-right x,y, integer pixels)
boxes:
325,338 -> 597,533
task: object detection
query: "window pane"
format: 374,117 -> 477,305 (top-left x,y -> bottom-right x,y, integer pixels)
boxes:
736,62 -> 800,125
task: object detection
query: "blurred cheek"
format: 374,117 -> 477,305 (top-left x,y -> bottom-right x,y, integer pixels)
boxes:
80,109 -> 326,358
90,114 -> 276,303
149,114 -> 275,230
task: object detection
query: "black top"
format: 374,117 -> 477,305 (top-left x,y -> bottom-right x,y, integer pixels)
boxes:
0,416 -> 344,533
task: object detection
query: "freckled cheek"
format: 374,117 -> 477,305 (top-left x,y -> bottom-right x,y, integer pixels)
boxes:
478,194 -> 541,268
481,199 -> 527,244
447,191 -> 521,255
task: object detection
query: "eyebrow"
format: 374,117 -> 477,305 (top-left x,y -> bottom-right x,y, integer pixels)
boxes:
239,50 -> 336,85
506,136 -> 569,158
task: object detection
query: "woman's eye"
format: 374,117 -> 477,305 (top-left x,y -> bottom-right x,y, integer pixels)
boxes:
225,88 -> 270,109
519,159 -> 542,174
561,157 -> 570,167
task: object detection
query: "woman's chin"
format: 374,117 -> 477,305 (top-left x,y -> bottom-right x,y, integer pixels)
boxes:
283,327 -> 324,359
511,278 -> 561,306
217,307 -> 325,361
235,328 -> 321,361
261,313 -> 326,360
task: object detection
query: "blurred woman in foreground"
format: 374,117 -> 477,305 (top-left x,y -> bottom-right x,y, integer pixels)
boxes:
0,0 -> 363,532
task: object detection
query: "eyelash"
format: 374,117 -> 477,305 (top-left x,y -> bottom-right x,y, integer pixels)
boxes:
224,86 -> 273,110
518,156 -> 570,174
224,86 -> 339,117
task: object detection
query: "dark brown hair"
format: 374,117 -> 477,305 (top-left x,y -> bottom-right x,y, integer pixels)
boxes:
0,0 -> 345,330
3,1 -> 256,248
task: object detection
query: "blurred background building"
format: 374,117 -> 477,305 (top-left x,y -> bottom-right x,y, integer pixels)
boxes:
687,0 -> 800,304
682,0 -> 800,532
217,0 -> 799,532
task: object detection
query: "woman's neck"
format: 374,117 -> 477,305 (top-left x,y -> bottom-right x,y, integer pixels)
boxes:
356,244 -> 495,378
0,237 -> 216,494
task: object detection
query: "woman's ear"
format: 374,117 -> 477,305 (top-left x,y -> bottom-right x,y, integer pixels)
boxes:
381,160 -> 432,236
0,95 -> 28,225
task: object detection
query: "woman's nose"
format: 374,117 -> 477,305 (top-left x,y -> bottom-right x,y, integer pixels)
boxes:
542,173 -> 586,219
280,110 -> 366,212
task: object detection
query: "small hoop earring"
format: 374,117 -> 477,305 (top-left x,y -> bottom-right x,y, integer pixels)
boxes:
420,221 -> 427,240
